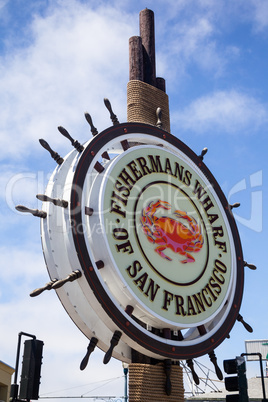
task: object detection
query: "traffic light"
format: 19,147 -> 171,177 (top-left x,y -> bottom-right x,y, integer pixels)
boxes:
19,339 -> 44,400
223,356 -> 249,402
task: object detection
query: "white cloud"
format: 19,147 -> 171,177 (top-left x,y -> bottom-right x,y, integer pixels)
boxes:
0,245 -> 45,281
0,243 -> 125,397
0,0 -> 9,16
0,292 -> 125,397
0,1 -> 134,162
172,90 -> 268,134
251,0 -> 268,32
155,7 -> 241,86
2,166 -> 53,210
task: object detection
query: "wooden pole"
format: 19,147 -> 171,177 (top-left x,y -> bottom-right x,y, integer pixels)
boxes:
129,36 -> 144,81
127,8 -> 170,130
139,8 -> 156,87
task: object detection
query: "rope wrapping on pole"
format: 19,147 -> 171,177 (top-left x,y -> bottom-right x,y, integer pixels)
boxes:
127,80 -> 170,132
128,363 -> 184,401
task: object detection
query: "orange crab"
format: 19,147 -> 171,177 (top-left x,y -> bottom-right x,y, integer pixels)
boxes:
140,200 -> 203,263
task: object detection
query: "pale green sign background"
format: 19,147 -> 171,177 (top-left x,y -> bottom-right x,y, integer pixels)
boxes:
102,146 -> 233,326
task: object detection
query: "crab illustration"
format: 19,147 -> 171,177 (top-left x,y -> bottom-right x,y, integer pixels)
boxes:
140,200 -> 204,263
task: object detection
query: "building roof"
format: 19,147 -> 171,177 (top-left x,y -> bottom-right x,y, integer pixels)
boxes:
187,377 -> 268,401
0,361 -> 15,375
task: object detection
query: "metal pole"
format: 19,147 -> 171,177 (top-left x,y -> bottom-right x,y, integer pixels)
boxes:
123,365 -> 128,401
258,353 -> 267,402
10,331 -> 36,402
241,352 -> 267,402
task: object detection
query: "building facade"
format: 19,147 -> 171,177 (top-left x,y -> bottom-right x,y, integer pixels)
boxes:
0,361 -> 15,402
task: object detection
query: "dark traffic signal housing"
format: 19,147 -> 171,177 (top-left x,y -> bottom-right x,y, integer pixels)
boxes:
19,339 -> 44,400
223,356 -> 249,402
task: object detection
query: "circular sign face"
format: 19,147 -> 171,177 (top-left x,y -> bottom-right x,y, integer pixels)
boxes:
98,146 -> 233,327
41,122 -> 244,361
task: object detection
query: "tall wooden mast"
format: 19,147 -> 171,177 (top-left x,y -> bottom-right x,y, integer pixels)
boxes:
127,9 -> 170,132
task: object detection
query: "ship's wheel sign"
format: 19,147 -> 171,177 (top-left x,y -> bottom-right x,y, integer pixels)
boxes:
16,103 -> 256,380
29,116 -> 246,362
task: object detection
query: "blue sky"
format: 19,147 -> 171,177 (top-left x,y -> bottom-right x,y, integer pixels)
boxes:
1,0 -> 268,399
